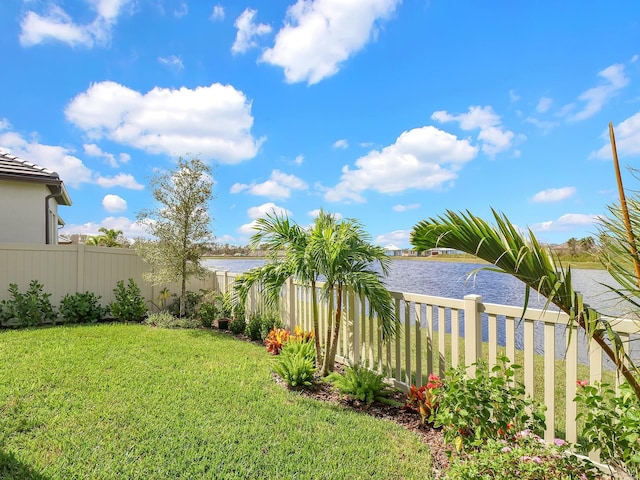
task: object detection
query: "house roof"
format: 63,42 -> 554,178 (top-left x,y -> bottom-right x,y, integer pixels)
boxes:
0,150 -> 72,206
383,243 -> 401,251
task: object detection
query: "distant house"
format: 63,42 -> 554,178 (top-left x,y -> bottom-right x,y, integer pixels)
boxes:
0,151 -> 72,244
383,244 -> 402,256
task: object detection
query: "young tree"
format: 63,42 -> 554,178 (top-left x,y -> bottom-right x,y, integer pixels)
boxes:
136,157 -> 214,317
234,210 -> 396,375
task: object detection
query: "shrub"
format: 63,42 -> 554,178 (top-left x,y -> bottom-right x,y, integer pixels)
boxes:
197,301 -> 217,328
274,341 -> 316,389
245,313 -> 263,341
259,311 -> 283,340
404,374 -> 443,425
575,380 -> 640,478
229,317 -> 246,335
327,365 -> 401,406
143,311 -> 200,329
167,291 -> 203,318
59,292 -> 108,324
435,357 -> 546,452
445,431 -> 600,480
265,328 -> 290,355
0,280 -> 56,327
109,278 -> 147,322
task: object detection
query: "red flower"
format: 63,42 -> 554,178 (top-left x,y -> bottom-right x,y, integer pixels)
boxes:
576,379 -> 589,387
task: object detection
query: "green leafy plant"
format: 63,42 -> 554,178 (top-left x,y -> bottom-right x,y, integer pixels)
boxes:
229,317 -> 246,335
143,311 -> 199,329
59,291 -> 108,324
404,374 -> 443,425
444,431 -> 600,480
260,311 -> 283,340
435,357 -> 546,452
0,280 -> 56,327
273,340 -> 316,389
109,278 -> 147,322
575,380 -> 640,478
327,365 -> 401,406
245,313 -> 263,341
167,290 -> 203,318
196,301 -> 217,328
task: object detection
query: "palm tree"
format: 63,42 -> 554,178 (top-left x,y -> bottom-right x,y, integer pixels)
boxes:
234,210 -> 396,375
410,208 -> 640,400
98,227 -> 124,247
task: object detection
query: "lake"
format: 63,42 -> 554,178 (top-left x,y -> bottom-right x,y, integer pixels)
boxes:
203,257 -> 639,366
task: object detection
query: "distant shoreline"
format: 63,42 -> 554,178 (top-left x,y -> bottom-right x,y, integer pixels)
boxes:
202,254 -> 605,270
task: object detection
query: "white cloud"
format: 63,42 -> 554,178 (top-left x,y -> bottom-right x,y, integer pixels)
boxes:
566,63 -> 629,122
158,55 -> 184,72
531,187 -> 576,203
524,117 -> 559,133
0,118 -> 10,130
20,0 -> 132,48
432,105 -> 515,157
530,213 -> 600,233
174,1 -> 188,18
65,81 -> 263,164
509,90 -> 520,103
375,229 -> 410,247
230,169 -> 308,199
232,8 -> 271,54
239,202 -> 292,235
392,203 -> 420,212
324,126 -> 478,203
119,152 -> 130,164
293,154 -> 304,165
262,0 -> 400,85
61,216 -> 147,239
83,143 -> 123,167
95,173 -> 144,190
536,96 -> 553,113
590,112 -> 640,159
308,209 -> 342,220
333,139 -> 349,149
0,130 -> 92,187
210,5 -> 225,21
0,128 -> 144,190
102,194 -> 127,212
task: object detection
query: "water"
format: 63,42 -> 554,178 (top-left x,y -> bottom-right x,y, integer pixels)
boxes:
203,257 -> 638,365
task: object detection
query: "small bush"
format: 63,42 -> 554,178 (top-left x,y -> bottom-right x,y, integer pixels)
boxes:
197,301 -> 217,328
229,317 -> 246,335
144,312 -> 200,329
168,291 -> 203,318
59,291 -> 108,324
0,280 -> 56,327
109,278 -> 147,322
274,341 -> 316,389
260,311 -> 283,340
327,365 -> 401,406
404,374 -> 443,425
445,432 -> 600,480
265,328 -> 290,355
575,380 -> 640,478
245,313 -> 263,341
435,357 -> 546,452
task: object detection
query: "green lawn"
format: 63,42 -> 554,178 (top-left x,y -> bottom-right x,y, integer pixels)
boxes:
0,324 -> 432,480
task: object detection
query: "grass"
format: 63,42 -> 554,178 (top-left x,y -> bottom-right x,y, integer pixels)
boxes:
0,324 -> 433,480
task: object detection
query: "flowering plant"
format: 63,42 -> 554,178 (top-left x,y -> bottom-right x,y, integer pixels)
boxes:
404,373 -> 443,425
264,328 -> 290,355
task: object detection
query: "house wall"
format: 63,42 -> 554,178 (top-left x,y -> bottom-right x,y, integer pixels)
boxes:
0,179 -> 62,244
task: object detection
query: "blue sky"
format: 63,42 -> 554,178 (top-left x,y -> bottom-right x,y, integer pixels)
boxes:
2,1 -> 640,248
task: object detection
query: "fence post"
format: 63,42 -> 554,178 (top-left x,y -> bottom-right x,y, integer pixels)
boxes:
464,294 -> 483,377
223,270 -> 229,293
285,278 -> 296,332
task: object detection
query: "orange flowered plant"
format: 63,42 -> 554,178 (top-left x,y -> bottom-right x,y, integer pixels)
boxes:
292,325 -> 315,343
404,373 -> 443,425
265,328 -> 290,355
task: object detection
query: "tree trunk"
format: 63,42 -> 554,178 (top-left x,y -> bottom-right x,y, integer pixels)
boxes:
321,289 -> 335,376
311,279 -> 322,369
326,284 -> 343,374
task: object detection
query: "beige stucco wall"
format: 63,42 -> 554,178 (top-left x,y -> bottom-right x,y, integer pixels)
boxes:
0,179 -> 61,244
